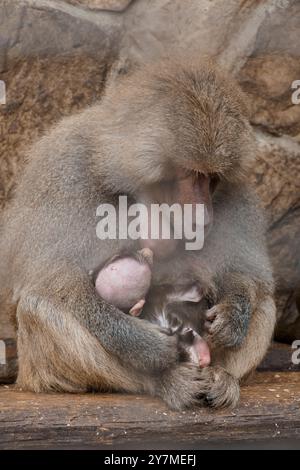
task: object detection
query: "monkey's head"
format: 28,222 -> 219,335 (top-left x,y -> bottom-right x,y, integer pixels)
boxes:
100,58 -> 254,258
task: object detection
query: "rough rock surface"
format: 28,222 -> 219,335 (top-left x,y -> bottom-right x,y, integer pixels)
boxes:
0,0 -> 120,207
65,0 -> 132,11
0,56 -> 113,207
252,132 -> 300,340
0,0 -> 299,338
240,56 -> 300,138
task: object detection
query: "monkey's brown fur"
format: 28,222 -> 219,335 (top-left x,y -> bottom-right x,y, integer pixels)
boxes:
0,58 -> 276,410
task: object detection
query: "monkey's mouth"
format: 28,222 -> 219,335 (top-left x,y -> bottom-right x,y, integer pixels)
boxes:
188,170 -> 220,194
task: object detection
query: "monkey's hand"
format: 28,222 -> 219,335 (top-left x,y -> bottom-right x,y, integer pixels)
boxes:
203,273 -> 259,349
204,296 -> 251,349
158,364 -> 239,410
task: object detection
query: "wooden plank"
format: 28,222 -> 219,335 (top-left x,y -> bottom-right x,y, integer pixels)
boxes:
0,343 -> 299,449
258,342 -> 300,372
0,371 -> 299,449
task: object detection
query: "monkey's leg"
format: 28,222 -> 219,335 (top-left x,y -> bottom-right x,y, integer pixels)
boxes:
17,294 -> 153,395
16,269 -> 215,410
16,262 -> 180,379
196,296 -> 276,409
201,275 -> 276,408
17,263 -> 241,410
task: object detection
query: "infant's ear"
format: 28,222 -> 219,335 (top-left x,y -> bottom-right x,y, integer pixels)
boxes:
167,284 -> 202,303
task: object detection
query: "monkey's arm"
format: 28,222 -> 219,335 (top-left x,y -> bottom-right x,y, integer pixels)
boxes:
200,254 -> 276,408
202,186 -> 275,351
19,261 -> 179,375
198,188 -> 277,404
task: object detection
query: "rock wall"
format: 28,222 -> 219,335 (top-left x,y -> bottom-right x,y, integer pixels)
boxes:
0,0 -> 299,336
0,0 -> 122,206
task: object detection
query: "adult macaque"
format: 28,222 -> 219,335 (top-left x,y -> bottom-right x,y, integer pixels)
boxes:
0,58 -> 276,409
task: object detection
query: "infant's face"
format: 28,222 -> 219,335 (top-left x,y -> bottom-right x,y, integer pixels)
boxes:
141,284 -> 211,368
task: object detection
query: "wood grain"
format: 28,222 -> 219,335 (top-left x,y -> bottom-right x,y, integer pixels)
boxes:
0,345 -> 299,449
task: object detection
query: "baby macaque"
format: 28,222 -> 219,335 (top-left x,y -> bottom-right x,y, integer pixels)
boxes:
140,284 -> 211,368
94,250 -> 210,368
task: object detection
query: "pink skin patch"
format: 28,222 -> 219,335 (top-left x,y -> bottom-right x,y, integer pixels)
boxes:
95,257 -> 151,311
192,333 -> 211,368
182,327 -> 211,368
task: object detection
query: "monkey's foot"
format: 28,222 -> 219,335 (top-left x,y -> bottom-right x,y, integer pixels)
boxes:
158,364 -> 239,410
204,301 -> 249,348
199,366 -> 240,409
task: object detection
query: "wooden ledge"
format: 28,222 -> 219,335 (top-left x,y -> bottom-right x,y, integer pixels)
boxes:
0,344 -> 299,449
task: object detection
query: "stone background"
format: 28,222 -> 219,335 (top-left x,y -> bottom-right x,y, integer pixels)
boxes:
0,0 -> 299,339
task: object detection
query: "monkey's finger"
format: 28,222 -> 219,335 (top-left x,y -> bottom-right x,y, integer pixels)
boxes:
129,299 -> 146,316
205,307 -> 218,322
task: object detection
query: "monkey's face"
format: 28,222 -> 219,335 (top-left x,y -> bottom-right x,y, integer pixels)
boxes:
105,59 -> 254,258
125,59 -> 253,182
133,61 -> 254,258
138,168 -> 214,258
